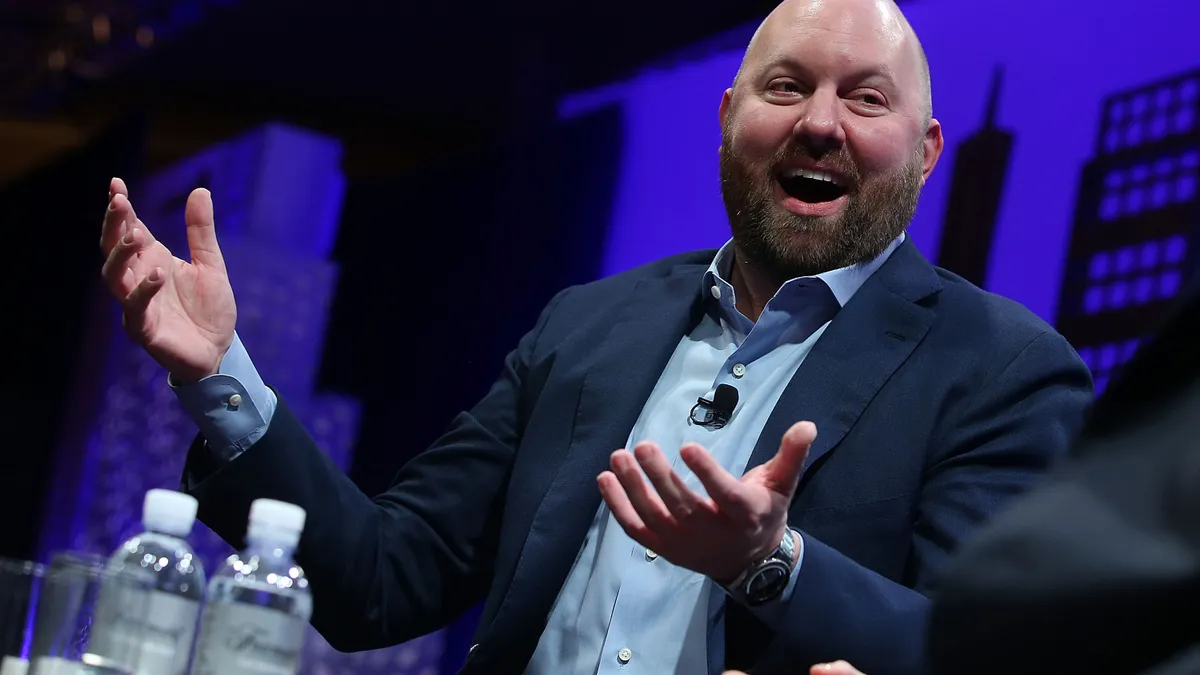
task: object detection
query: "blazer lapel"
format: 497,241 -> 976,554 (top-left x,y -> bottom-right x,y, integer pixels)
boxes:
744,239 -> 943,478
484,261 -> 711,659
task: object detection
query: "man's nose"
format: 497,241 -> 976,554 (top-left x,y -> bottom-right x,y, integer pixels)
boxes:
793,88 -> 846,154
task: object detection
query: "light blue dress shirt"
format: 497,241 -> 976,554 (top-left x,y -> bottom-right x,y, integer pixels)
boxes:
170,234 -> 904,674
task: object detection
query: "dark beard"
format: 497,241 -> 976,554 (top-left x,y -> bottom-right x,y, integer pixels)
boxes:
719,131 -> 924,283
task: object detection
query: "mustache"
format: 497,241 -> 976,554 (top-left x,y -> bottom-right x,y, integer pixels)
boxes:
769,145 -> 861,184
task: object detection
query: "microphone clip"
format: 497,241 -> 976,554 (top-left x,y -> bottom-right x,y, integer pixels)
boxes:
688,383 -> 739,430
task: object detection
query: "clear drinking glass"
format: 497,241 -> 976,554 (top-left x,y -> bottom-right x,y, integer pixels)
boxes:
0,556 -> 43,675
26,552 -> 150,675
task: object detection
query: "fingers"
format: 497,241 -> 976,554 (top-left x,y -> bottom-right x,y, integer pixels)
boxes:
124,267 -> 166,316
632,441 -> 709,520
100,191 -> 136,256
101,225 -> 154,298
184,188 -> 225,270
608,450 -> 674,529
101,180 -> 161,257
103,181 -> 222,279
679,443 -> 753,517
110,176 -> 129,199
762,421 -> 817,495
811,661 -> 865,675
597,469 -> 664,551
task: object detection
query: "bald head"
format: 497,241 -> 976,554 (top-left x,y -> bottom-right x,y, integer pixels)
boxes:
715,0 -> 945,282
732,0 -> 932,126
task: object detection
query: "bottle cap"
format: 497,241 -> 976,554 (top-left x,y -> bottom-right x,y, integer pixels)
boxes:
142,489 -> 199,537
247,499 -> 306,545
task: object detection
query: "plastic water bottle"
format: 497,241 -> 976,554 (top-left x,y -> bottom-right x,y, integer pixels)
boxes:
190,499 -> 312,675
91,489 -> 206,675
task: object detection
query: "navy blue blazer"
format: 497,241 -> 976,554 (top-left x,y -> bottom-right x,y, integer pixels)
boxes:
184,238 -> 1093,675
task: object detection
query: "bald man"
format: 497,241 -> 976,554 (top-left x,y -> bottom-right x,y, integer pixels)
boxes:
97,0 -> 1091,673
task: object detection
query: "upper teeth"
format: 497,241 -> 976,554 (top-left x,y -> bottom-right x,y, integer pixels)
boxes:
785,168 -> 843,186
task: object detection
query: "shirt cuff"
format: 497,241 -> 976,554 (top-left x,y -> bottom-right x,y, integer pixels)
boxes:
169,332 -> 278,461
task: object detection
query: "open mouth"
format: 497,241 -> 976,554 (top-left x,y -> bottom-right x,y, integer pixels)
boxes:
777,168 -> 849,204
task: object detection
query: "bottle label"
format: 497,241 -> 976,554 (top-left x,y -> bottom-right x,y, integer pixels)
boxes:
90,588 -> 200,675
190,604 -> 306,675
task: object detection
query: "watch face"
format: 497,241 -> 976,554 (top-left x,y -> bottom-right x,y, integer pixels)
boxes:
745,562 -> 790,605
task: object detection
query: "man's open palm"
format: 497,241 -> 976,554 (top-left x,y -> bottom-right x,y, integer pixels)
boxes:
100,177 -> 236,383
598,421 -> 817,582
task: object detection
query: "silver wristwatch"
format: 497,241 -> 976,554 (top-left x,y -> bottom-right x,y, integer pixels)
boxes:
724,528 -> 799,606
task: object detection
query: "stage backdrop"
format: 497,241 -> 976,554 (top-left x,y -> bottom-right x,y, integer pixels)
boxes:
560,0 -> 1200,333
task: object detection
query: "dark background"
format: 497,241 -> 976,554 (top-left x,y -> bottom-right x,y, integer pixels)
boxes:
0,0 -> 779,667
1,0 -> 781,560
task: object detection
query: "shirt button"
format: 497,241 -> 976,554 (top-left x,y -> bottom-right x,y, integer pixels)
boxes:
617,648 -> 633,664
732,363 -> 746,378
645,549 -> 658,561
710,285 -> 721,299
228,394 -> 243,407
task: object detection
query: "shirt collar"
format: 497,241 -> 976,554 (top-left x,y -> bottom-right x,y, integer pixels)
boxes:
703,231 -> 905,319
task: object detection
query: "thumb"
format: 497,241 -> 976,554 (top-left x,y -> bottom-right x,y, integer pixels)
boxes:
184,188 -> 226,270
811,661 -> 865,675
762,421 -> 816,495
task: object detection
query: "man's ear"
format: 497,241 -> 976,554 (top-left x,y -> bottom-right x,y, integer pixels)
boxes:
920,118 -> 944,184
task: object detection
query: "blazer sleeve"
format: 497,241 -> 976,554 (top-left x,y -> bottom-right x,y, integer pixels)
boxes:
180,287 -> 572,652
745,330 -> 1095,675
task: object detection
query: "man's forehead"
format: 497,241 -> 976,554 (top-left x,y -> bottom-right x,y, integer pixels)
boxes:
749,0 -> 911,69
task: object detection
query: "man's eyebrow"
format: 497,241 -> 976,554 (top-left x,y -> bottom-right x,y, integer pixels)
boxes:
757,55 -> 899,89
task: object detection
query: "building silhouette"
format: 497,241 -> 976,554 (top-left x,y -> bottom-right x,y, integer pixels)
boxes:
937,65 -> 1014,288
1056,68 -> 1200,394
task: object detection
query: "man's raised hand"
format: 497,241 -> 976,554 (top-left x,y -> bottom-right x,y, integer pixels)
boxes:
100,177 -> 237,383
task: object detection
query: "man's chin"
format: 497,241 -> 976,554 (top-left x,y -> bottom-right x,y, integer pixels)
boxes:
752,233 -> 847,279
768,213 -> 842,241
